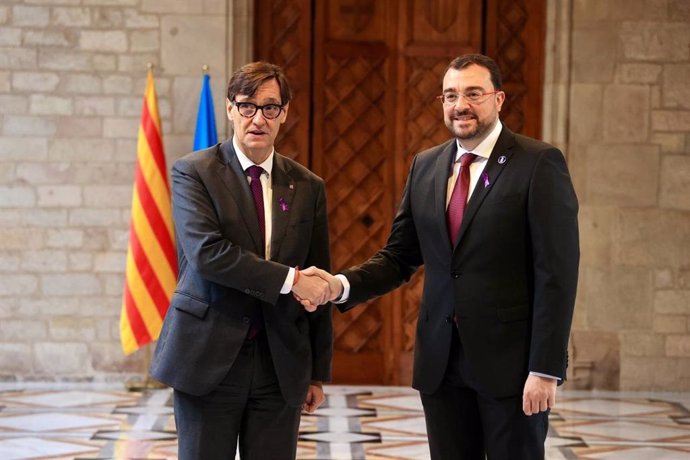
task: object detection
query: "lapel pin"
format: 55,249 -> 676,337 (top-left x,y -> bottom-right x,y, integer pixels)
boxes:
289,184 -> 294,190
498,155 -> 507,164
279,197 -> 289,212
481,172 -> 490,188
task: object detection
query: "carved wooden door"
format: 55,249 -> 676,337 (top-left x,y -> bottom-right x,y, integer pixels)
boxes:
255,0 -> 545,384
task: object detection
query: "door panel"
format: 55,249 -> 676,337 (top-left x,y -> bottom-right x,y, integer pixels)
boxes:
255,0 -> 545,385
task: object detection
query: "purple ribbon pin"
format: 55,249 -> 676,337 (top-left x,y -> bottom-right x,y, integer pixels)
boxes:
279,197 -> 289,212
481,172 -> 490,188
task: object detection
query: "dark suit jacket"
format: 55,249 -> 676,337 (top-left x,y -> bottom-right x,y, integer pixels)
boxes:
339,127 -> 579,398
150,141 -> 333,407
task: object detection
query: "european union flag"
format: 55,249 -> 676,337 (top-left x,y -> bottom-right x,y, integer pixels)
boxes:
193,72 -> 218,150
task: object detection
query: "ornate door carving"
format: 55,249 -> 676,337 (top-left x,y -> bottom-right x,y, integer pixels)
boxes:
255,0 -> 545,384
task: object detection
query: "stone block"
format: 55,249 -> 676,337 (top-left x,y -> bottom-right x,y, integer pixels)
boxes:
654,315 -> 688,333
90,342 -> 143,373
16,162 -> 72,184
568,330 -> 620,390
0,71 -> 9,91
92,54 -> 117,71
69,252 -> 93,270
130,30 -> 159,52
52,7 -> 91,27
4,115 -> 57,137
109,228 -> 129,250
660,155 -> 690,210
621,331 -> 665,357
621,22 -> 690,61
79,30 -> 127,52
584,266 -> 653,331
0,186 -> 36,207
0,211 -> 22,226
603,85 -> 650,142
45,228 -> 84,248
74,96 -> 115,115
39,49 -> 90,71
0,275 -> 38,296
620,357 -> 688,390
585,144 -> 659,206
666,335 -> 690,357
0,47 -> 37,69
24,297 -> 81,317
69,208 -> 121,226
0,163 -> 14,182
0,228 -> 43,250
49,318 -> 96,341
615,63 -> 662,84
0,27 -> 21,46
82,228 -> 109,250
12,5 -> 50,26
0,138 -> 47,160
63,74 -> 102,94
22,209 -> 68,227
654,268 -> 675,288
651,133 -> 686,153
142,0 -> 202,13
670,0 -> 690,19
117,53 -> 159,73
616,209 -> 690,268
93,251 -> 126,272
662,65 -> 690,109
161,15 -> 225,75
21,250 -> 68,272
0,95 -> 28,114
0,344 -> 33,374
92,8 -> 123,28
0,7 -> 7,24
55,116 -> 102,137
655,290 -> 690,314
33,342 -> 91,375
103,117 -> 139,139
578,205 -> 615,267
12,71 -> 60,91
123,9 -> 159,28
41,273 -> 102,296
681,269 -> 690,289
0,253 -> 20,272
117,97 -> 143,117
103,75 -> 133,95
30,94 -> 74,115
83,185 -> 132,207
571,26 -> 617,83
24,30 -> 74,47
37,185 -> 82,207
73,163 -> 134,185
85,0 -> 136,5
49,139 -> 115,161
103,273 -> 125,295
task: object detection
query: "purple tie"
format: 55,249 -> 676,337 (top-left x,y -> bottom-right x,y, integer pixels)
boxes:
446,153 -> 476,247
246,165 -> 265,244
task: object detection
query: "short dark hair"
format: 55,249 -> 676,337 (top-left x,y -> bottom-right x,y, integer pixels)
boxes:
226,61 -> 292,105
444,54 -> 502,90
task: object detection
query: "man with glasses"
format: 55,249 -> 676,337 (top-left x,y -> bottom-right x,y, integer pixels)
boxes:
150,61 -> 333,460
304,53 -> 579,459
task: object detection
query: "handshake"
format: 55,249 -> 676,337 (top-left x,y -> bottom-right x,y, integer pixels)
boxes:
290,267 -> 343,312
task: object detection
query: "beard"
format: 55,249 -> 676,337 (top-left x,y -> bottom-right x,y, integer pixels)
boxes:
445,109 -> 493,142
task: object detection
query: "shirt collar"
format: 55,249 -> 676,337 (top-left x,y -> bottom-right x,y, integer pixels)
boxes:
232,135 -> 274,176
455,120 -> 503,161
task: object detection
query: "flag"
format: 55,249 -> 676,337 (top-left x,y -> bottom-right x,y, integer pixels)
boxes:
120,69 -> 177,355
193,72 -> 218,150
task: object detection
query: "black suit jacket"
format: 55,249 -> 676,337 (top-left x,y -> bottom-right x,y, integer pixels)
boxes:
339,127 -> 579,398
150,141 -> 333,406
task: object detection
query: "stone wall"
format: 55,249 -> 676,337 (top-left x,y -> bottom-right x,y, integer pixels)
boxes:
554,0 -> 690,390
0,0 -> 251,381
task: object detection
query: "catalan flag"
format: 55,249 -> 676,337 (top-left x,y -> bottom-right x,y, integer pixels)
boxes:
193,70 -> 218,150
120,69 -> 177,355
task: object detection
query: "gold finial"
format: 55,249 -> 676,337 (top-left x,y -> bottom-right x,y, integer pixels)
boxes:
146,62 -> 154,70
202,64 -> 210,74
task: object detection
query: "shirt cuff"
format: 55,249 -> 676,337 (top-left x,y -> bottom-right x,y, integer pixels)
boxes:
333,274 -> 350,304
280,267 -> 296,294
529,371 -> 561,381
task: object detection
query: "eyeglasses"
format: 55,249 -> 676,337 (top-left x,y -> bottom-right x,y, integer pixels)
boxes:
233,100 -> 284,119
437,90 -> 501,105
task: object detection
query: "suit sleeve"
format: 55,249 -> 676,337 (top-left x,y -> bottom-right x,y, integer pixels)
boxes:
304,180 -> 333,382
339,155 -> 424,312
527,148 -> 579,379
172,158 -> 289,305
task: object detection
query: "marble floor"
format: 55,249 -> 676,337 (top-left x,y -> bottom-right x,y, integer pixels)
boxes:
0,384 -> 689,459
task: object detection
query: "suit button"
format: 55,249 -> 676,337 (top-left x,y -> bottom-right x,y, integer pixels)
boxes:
242,316 -> 250,324
451,272 -> 460,279
445,315 -> 453,324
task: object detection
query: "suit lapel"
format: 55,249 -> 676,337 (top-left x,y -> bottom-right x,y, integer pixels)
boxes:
453,127 -> 516,249
434,140 -> 457,249
269,154 -> 296,261
215,141 -> 265,255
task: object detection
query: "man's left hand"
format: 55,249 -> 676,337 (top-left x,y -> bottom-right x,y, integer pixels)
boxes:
522,374 -> 557,416
303,382 -> 325,414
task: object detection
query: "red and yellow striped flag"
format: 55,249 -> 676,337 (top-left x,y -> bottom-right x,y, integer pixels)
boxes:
120,69 -> 177,355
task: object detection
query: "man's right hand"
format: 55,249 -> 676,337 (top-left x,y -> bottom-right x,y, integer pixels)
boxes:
296,267 -> 343,311
291,269 -> 331,312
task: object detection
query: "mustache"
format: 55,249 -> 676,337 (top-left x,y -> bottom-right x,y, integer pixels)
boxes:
452,109 -> 475,117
